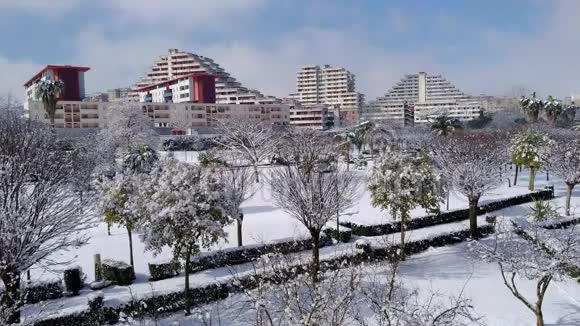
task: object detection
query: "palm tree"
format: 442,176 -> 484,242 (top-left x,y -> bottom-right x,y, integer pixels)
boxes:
520,92 -> 543,123
543,95 -> 563,126
430,115 -> 463,137
35,77 -> 64,126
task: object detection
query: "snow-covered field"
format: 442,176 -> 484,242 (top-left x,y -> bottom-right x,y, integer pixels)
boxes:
22,151 -> 580,325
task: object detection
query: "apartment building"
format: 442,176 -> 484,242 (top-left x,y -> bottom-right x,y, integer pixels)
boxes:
362,72 -> 482,125
290,65 -> 364,126
26,101 -> 290,131
132,48 -> 280,105
136,73 -> 217,104
285,99 -> 336,130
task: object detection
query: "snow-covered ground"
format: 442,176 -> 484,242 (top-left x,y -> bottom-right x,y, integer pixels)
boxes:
29,161 -> 564,284
94,240 -> 580,326
22,163 -> 580,325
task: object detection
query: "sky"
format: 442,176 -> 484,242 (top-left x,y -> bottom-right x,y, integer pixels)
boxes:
0,0 -> 578,102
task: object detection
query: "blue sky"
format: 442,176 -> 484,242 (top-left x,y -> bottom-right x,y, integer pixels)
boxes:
0,0 -> 577,100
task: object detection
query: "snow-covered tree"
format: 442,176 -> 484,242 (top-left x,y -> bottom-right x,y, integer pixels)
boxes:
543,95 -> 563,126
520,92 -> 543,123
140,160 -> 229,315
35,76 -> 64,126
236,253 -> 361,326
218,152 -> 258,247
0,108 -> 95,323
432,131 -> 506,238
369,147 -> 445,260
430,114 -> 463,137
471,218 -> 580,326
540,130 -> 580,216
214,118 -> 279,183
269,131 -> 359,282
101,100 -> 158,155
96,145 -> 158,266
509,129 -> 548,190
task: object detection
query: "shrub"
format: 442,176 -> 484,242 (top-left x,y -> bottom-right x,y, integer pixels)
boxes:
149,260 -> 181,281
528,199 -> 559,222
23,279 -> 63,304
102,259 -> 135,286
485,215 -> 497,224
63,266 -> 84,296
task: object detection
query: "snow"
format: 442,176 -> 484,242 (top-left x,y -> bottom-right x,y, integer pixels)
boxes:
20,154 -> 580,325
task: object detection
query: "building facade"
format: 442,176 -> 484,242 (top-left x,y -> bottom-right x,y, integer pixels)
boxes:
286,100 -> 336,130
289,65 -> 364,126
24,65 -> 90,101
132,48 -> 280,105
362,72 -> 482,125
136,73 -> 217,104
25,100 -> 290,132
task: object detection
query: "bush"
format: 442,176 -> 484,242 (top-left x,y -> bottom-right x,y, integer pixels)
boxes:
485,215 -> 497,224
162,136 -> 210,151
23,279 -> 63,304
323,226 -> 352,242
528,199 -> 559,222
102,259 -> 135,286
64,266 -> 84,296
149,260 -> 181,281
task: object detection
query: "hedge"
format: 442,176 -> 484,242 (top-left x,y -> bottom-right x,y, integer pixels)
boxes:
23,280 -> 63,304
356,224 -> 495,259
341,187 -> 554,237
187,234 -> 332,273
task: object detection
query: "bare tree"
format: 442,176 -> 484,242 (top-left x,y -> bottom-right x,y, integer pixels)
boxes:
218,152 -> 258,247
101,100 -> 159,155
235,253 -> 361,326
541,130 -> 580,216
470,218 -> 580,326
0,106 -> 95,324
214,118 -> 279,183
432,131 -> 506,238
269,130 -> 360,282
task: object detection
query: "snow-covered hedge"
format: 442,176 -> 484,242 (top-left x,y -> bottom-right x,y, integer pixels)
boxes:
342,187 -> 554,236
101,259 -> 135,286
23,279 -> 63,304
186,234 -> 333,273
356,224 -> 495,258
323,225 -> 352,242
148,260 -> 181,281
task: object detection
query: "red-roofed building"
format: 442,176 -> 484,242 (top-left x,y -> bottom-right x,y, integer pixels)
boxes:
136,73 -> 217,104
24,65 -> 90,102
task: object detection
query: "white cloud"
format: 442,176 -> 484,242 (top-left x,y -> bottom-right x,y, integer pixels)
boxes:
0,56 -> 42,99
103,0 -> 265,31
0,0 -> 79,16
71,28 -> 185,94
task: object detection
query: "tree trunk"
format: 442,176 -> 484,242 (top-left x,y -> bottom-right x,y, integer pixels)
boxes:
535,306 -> 544,326
184,248 -> 192,315
546,170 -> 549,181
468,197 -> 479,239
127,226 -> 134,267
529,168 -> 536,191
446,190 -> 450,211
345,147 -> 350,171
400,215 -> 406,261
237,214 -> 244,247
254,165 -> 260,183
107,222 -> 111,236
566,183 -> 574,216
1,270 -> 22,324
514,165 -> 519,186
310,231 -> 321,283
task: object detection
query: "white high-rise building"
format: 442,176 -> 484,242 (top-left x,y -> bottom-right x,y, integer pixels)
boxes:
132,48 -> 281,105
290,65 -> 364,126
362,72 -> 482,125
